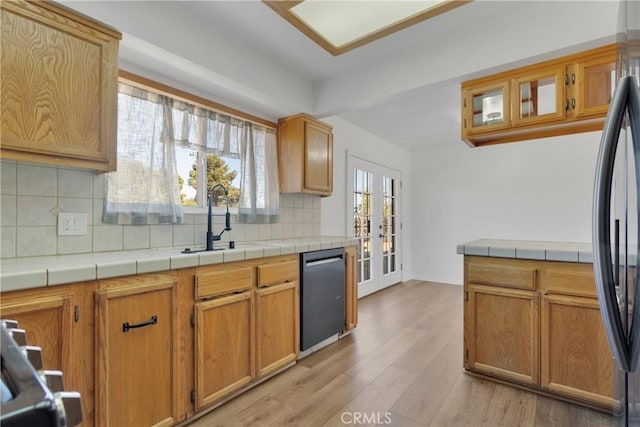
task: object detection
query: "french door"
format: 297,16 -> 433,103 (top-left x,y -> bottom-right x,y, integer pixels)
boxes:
347,156 -> 402,298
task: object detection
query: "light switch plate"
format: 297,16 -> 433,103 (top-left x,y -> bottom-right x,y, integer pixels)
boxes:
58,213 -> 87,236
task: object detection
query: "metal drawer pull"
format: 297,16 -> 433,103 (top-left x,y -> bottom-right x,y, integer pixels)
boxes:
123,315 -> 157,333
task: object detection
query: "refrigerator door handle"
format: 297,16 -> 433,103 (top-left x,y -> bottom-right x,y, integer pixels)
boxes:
626,77 -> 640,371
593,75 -> 632,371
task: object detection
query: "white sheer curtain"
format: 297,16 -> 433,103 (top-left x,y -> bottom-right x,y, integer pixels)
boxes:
105,83 -> 279,225
238,124 -> 279,223
103,83 -> 183,225
172,101 -> 279,223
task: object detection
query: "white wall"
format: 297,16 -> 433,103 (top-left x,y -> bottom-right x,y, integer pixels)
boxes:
320,116 -> 413,281
411,132 -> 602,285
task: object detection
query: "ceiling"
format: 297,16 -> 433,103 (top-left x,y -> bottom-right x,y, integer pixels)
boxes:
60,1 -> 619,151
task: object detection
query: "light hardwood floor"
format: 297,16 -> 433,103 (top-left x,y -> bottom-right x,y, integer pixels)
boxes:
187,280 -> 612,426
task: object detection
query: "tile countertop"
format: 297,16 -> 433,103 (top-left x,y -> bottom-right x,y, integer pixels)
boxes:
0,236 -> 358,292
456,239 -> 596,263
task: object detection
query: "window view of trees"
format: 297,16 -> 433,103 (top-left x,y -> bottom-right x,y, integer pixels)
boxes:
178,153 -> 240,207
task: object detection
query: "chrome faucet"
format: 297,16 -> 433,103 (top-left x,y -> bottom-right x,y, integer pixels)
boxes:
206,183 -> 232,251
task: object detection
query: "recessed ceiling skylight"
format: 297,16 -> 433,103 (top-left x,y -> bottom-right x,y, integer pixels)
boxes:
264,0 -> 471,56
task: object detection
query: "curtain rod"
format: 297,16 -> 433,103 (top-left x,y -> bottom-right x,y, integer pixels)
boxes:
118,70 -> 278,130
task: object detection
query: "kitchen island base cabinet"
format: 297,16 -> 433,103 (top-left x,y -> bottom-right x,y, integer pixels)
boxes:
95,273 -> 178,427
465,284 -> 539,386
463,256 -> 614,411
541,294 -> 614,408
194,291 -> 255,410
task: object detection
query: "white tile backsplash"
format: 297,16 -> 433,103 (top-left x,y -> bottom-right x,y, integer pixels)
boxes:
173,224 -> 194,247
1,162 -> 16,195
59,198 -> 94,225
93,199 -> 104,225
123,225 -> 150,250
93,174 -> 105,199
17,226 -> 57,257
17,164 -> 57,196
58,168 -> 93,198
304,194 -> 314,209
93,225 -> 123,252
17,196 -> 57,226
258,223 -> 271,240
1,195 -> 16,227
150,225 -> 174,248
58,234 -> 93,255
1,227 -> 16,258
1,162 -> 322,258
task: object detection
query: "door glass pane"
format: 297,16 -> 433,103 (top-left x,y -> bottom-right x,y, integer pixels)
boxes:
354,168 -> 373,284
381,175 -> 397,277
519,76 -> 556,118
472,88 -> 504,127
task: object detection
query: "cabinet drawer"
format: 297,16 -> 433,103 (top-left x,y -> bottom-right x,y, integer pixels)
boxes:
257,260 -> 299,287
539,266 -> 597,298
195,266 -> 253,299
467,261 -> 536,290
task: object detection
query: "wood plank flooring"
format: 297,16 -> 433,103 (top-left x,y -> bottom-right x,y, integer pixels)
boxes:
186,280 -> 612,427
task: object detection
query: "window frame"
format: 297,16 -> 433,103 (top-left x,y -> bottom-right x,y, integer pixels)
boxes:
117,70 -> 277,216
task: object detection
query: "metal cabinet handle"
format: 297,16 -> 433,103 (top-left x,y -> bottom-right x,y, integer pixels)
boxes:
123,315 -> 157,333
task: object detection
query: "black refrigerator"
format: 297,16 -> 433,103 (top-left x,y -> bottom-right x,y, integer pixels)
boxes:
593,0 -> 640,425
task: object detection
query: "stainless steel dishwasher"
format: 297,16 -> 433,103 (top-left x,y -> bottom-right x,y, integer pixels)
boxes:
300,248 -> 345,354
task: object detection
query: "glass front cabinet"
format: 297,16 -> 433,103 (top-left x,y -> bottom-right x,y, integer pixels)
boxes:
511,66 -> 566,127
462,81 -> 510,135
461,44 -> 616,146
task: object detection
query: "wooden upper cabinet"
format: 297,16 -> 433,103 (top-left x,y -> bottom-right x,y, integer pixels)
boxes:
511,65 -> 566,127
571,51 -> 617,119
461,44 -> 616,147
462,80 -> 510,135
278,113 -> 333,196
0,0 -> 121,172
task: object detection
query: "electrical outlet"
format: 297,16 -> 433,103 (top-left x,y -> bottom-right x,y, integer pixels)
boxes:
58,213 -> 87,236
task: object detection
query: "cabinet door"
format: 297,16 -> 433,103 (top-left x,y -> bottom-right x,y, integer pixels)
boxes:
462,80 -> 510,136
464,284 -> 539,386
256,282 -> 298,377
304,119 -> 333,195
540,293 -> 613,408
194,291 -> 254,410
96,277 -> 178,427
571,54 -> 616,119
345,245 -> 358,331
0,1 -> 119,171
511,66 -> 566,127
0,283 -> 93,426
